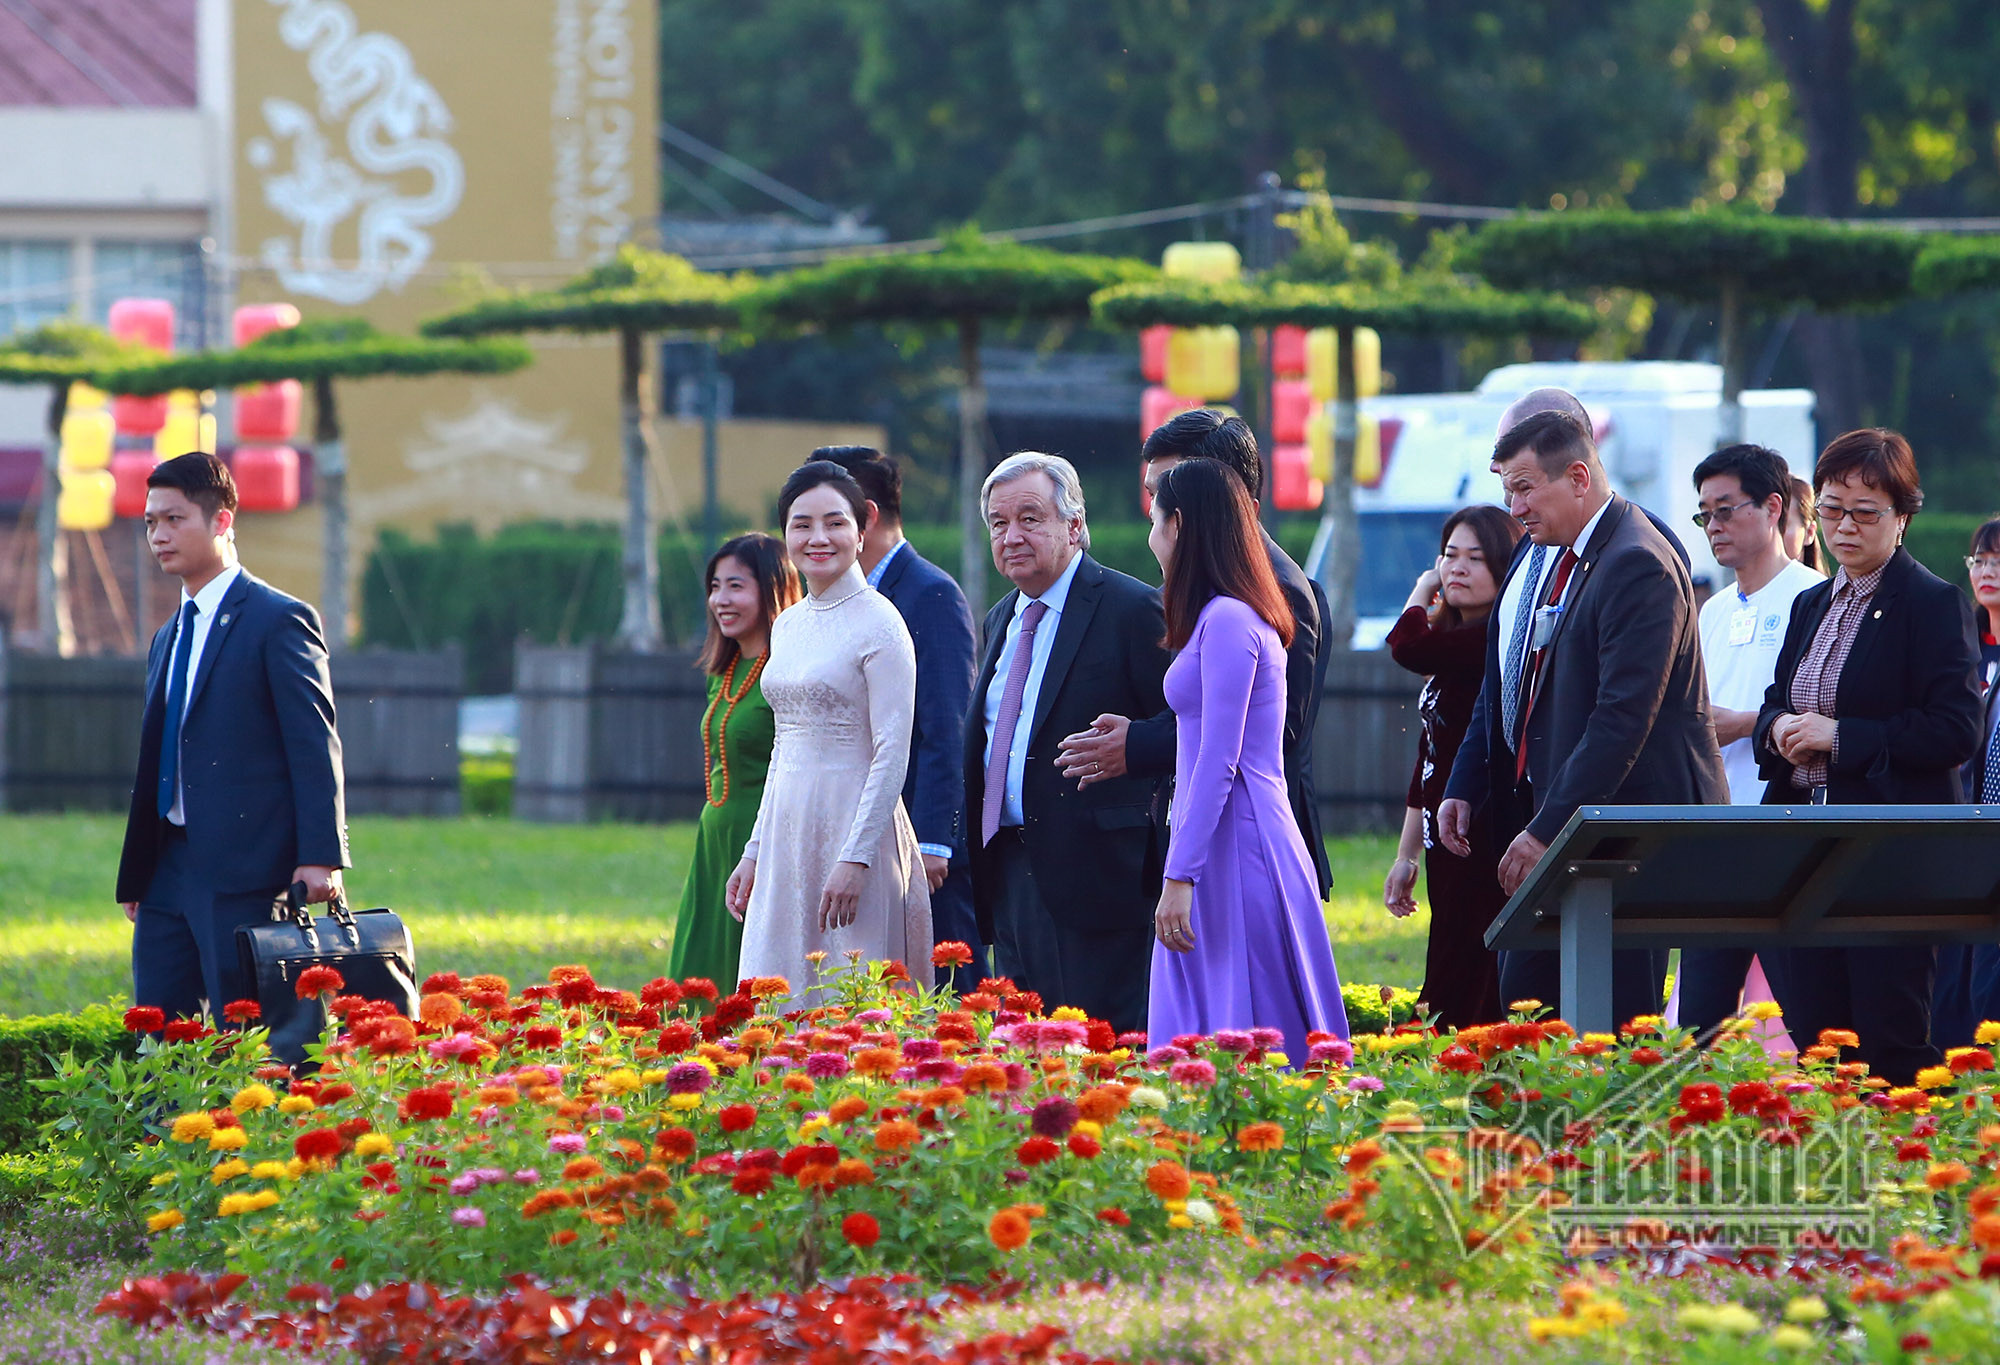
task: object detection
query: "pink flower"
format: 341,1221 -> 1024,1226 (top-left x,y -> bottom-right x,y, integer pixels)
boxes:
854,1009 -> 892,1024
548,1133 -> 588,1155
1309,1039 -> 1354,1066
1249,1027 -> 1284,1050
451,1206 -> 486,1229
1346,1074 -> 1385,1092
913,1058 -> 965,1084
804,1052 -> 851,1080
1145,1046 -> 1189,1067
513,1169 -> 541,1184
1038,1021 -> 1088,1051
449,1172 -> 481,1196
425,1033 -> 486,1061
1212,1030 -> 1256,1054
1169,1059 -> 1218,1086
665,1062 -> 713,1094
901,1038 -> 943,1062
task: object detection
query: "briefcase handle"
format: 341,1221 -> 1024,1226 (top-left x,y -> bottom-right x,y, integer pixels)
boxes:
283,881 -> 357,931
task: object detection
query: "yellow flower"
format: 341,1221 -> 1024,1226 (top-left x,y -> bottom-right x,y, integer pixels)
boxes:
1167,1213 -> 1194,1229
799,1116 -> 830,1140
641,1069 -> 669,1086
1265,1052 -> 1289,1067
149,1173 -> 175,1187
146,1209 -> 184,1233
1914,1066 -> 1955,1091
1526,1317 -> 1585,1342
1578,1299 -> 1627,1329
353,1133 -> 394,1159
600,1069 -> 643,1095
1050,1006 -> 1088,1022
1582,1033 -> 1617,1047
285,1158 -> 306,1180
250,1161 -> 292,1181
1770,1325 -> 1815,1353
1976,1021 -> 2000,1046
1745,1001 -> 1783,1021
210,1158 -> 249,1185
169,1112 -> 216,1144
1679,1304 -> 1760,1336
207,1127 -> 249,1152
1783,1297 -> 1827,1324
1163,1199 -> 1188,1214
668,1093 -> 702,1111
1509,999 -> 1544,1014
277,1095 -> 315,1115
230,1084 -> 277,1114
1073,1119 -> 1103,1140
216,1189 -> 280,1217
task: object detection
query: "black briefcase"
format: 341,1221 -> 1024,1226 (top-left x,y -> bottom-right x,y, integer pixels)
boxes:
236,882 -> 419,1068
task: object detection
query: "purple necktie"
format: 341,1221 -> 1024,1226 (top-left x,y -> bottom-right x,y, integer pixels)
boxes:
981,599 -> 1049,846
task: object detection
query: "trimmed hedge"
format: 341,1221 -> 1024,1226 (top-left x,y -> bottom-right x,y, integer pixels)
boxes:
0,1004 -> 137,1154
1091,277 -> 1597,338
361,519 -> 1320,693
95,317 -> 531,396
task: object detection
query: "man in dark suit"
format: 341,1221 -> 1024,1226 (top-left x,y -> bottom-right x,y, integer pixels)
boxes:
1438,411 -> 1726,1022
814,444 -> 984,991
964,451 -> 1172,1033
1055,410 -> 1334,899
116,452 -> 349,1023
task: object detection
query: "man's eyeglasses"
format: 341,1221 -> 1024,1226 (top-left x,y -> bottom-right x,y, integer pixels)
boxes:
1691,499 -> 1757,529
1968,555 -> 2000,574
1816,504 -> 1890,528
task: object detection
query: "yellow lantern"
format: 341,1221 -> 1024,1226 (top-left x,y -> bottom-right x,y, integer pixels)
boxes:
1306,326 -> 1382,401
1307,406 -> 1332,481
67,381 -> 108,410
1162,241 -> 1242,283
57,467 -> 115,531
59,407 -> 115,470
155,389 -> 216,456
1306,411 -> 1380,485
1165,325 -> 1239,401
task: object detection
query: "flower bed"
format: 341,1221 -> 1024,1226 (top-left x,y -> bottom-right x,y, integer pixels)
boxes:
35,950 -> 2000,1361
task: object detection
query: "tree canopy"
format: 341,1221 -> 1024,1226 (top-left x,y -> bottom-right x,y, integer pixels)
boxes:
0,319 -> 151,386
422,247 -> 754,339
1091,278 -> 1598,338
95,319 -> 531,395
1914,237 -> 2000,297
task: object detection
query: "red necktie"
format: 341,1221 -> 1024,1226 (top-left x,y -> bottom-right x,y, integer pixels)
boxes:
1514,549 -> 1578,782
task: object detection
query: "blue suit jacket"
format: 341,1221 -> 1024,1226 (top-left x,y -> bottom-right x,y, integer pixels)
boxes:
875,543 -> 978,853
116,571 -> 349,901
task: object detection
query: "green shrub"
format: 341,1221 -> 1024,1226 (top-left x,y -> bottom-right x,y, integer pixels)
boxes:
461,754 -> 514,817
0,1004 -> 133,1154
0,1152 -> 79,1208
1906,512 -> 1988,588
1342,982 -> 1421,1035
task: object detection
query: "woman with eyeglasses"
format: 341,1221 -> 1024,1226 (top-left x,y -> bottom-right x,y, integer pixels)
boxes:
1964,520 -> 2000,690
1940,517 -> 2000,1050
1753,428 -> 1983,1084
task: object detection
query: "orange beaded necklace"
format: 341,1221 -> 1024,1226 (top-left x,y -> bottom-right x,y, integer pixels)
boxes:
701,651 -> 767,809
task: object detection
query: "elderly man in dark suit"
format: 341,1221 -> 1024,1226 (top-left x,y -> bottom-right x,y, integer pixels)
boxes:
1055,410 -> 1334,899
117,452 -> 349,1023
814,445 -> 984,991
964,451 -> 1172,1033
1438,411 -> 1726,1023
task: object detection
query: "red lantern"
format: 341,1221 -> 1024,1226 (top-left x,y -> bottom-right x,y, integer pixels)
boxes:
232,445 -> 299,512
233,303 -> 302,348
108,298 -> 174,352
112,451 -> 158,518
1270,443 -> 1322,511
1139,325 -> 1172,385
1272,324 -> 1308,379
112,392 -> 168,436
1141,385 -> 1199,439
236,380 -> 302,442
1271,379 -> 1314,445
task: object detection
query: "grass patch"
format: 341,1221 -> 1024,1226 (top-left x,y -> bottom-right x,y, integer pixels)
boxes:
0,815 -> 1422,1018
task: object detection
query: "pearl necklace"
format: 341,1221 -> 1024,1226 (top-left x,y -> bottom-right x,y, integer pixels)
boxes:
701,652 -> 766,809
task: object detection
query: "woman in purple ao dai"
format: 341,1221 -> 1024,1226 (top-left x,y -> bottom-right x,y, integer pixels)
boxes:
1146,458 -> 1349,1058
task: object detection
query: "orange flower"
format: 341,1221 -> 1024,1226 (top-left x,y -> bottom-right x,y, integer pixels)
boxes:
961,1063 -> 1009,1093
418,993 -> 464,1029
832,1158 -> 876,1188
873,1119 -> 921,1153
1974,1214 -> 2000,1249
1345,1138 -> 1385,1178
782,1075 -> 815,1094
1145,1160 -> 1192,1201
1818,1029 -> 1861,1049
748,976 -> 791,999
988,1206 -> 1034,1251
854,1048 -> 901,1078
829,1096 -> 870,1124
477,1085 -> 520,1107
654,1127 -> 697,1163
1928,1162 -> 1974,1190
1077,1085 -> 1130,1124
1238,1122 -> 1284,1153
562,1157 -> 605,1181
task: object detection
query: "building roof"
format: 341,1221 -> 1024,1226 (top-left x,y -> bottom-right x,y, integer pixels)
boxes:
0,0 -> 196,109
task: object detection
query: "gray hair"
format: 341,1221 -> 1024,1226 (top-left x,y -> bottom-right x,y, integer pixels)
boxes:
981,450 -> 1090,551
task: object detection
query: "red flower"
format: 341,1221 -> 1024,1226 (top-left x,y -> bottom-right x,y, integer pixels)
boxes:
714,994 -> 756,1029
1068,1133 -> 1101,1159
360,1161 -> 398,1191
221,1000 -> 262,1024
293,1127 -> 343,1162
420,972 -> 463,995
1437,1045 -> 1482,1074
655,1128 -> 697,1162
657,1022 -> 697,1054
1678,1083 -> 1726,1125
294,965 -> 345,999
931,941 -> 974,968
1016,1137 -> 1061,1167
122,1006 -> 165,1033
399,1085 -> 454,1122
1898,1140 -> 1934,1163
717,1104 -> 758,1133
554,973 -> 600,1007
521,1025 -> 564,1051
731,1167 -> 773,1196
680,977 -> 719,1002
1727,1081 -> 1774,1114
360,1016 -> 418,1058
641,978 -> 683,1008
840,1211 -> 881,1247
1096,1207 -> 1131,1226
162,1018 -> 210,1043
1629,1047 -> 1665,1066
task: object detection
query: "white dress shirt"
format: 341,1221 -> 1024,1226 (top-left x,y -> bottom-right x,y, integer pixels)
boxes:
165,563 -> 242,826
981,550 -> 1083,828
1496,496 -> 1614,700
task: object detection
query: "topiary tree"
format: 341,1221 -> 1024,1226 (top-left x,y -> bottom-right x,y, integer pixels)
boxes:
1094,277 -> 1597,646
751,228 -> 1155,612
0,321 -> 152,655
1913,237 -> 2000,298
1465,209 -> 1925,447
97,320 -> 531,651
424,248 -> 752,652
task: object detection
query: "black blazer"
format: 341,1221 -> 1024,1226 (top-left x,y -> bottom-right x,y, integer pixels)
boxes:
116,571 -> 349,901
1445,495 -> 1726,847
1125,531 -> 1333,895
874,543 -> 978,854
963,554 -> 1172,937
1752,547 -> 1981,805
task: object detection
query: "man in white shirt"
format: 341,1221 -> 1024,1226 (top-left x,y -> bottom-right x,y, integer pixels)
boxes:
1678,442 -> 1821,1035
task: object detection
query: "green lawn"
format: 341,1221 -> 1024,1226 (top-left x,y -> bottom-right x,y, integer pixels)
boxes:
0,816 -> 1424,1019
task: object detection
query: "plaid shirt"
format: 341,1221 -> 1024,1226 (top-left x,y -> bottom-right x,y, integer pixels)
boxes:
1786,563 -> 1886,788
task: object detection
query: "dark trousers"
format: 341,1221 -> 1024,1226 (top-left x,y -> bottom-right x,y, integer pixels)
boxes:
981,828 -> 1150,1035
1677,946 -> 1758,1038
1497,946 -> 1669,1030
928,861 -> 989,994
1760,944 -> 1939,1087
133,826 -> 282,1022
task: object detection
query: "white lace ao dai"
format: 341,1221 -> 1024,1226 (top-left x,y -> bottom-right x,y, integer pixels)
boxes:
738,566 -> 932,1005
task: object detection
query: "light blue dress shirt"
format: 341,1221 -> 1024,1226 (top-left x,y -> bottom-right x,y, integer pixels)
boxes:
865,537 -> 949,861
981,550 -> 1083,828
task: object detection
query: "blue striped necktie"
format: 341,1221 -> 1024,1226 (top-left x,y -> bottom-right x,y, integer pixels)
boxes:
156,599 -> 199,819
1500,543 -> 1548,750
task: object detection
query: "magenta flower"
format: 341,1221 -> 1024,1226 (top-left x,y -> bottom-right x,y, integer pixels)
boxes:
512,1168 -> 541,1184
1346,1074 -> 1385,1092
1249,1027 -> 1284,1050
1169,1059 -> 1218,1086
1309,1039 -> 1354,1066
548,1133 -> 588,1155
1030,1096 -> 1080,1139
665,1061 -> 714,1094
901,1038 -> 943,1061
448,1172 -> 481,1196
1038,1021 -> 1088,1050
451,1206 -> 486,1229
913,1058 -> 965,1084
804,1052 -> 852,1080
1212,1029 -> 1256,1054
1145,1046 -> 1189,1067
